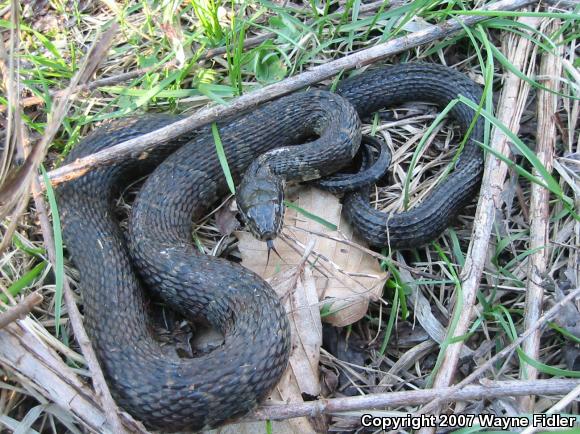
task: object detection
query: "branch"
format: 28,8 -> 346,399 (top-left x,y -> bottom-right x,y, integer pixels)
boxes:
29,180 -> 146,434
43,0 -> 538,187
246,379 -> 578,421
0,1 -> 402,114
0,323 -> 109,433
519,18 -> 561,411
0,22 -> 119,218
0,17 -> 142,433
0,292 -> 43,329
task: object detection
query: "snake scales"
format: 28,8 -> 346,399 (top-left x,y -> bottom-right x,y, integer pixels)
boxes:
56,64 -> 483,431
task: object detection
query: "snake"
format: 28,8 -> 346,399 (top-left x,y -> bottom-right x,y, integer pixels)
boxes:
56,63 -> 483,432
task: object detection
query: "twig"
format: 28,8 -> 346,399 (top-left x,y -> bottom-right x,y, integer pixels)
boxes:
416,14 -> 541,431
396,253 -> 473,358
544,384 -> 580,414
519,19 -> 561,411
416,286 -> 580,415
0,17 -> 140,434
245,379 -> 578,421
42,0 -> 538,187
0,3 -> 17,182
0,60 -> 179,114
23,64 -> 145,434
0,2 -> 29,255
0,188 -> 30,254
0,292 -> 43,329
288,225 -> 441,280
542,0 -> 578,7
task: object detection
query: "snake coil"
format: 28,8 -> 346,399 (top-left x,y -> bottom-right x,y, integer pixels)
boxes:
57,63 -> 483,432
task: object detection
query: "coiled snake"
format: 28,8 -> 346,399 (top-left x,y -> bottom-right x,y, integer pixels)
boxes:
56,64 -> 483,431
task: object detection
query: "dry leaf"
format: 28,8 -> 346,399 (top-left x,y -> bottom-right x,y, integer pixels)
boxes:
215,198 -> 240,236
236,186 -> 387,327
270,266 -> 322,398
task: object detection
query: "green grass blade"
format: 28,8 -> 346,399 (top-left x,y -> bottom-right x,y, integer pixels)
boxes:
517,349 -> 580,378
425,242 -> 466,386
283,201 -> 337,231
41,165 -> 65,338
489,44 -> 577,99
379,284 -> 399,356
457,95 -> 576,216
447,10 -> 580,20
211,123 -> 236,195
2,262 -> 48,304
549,322 -> 580,344
12,234 -> 46,257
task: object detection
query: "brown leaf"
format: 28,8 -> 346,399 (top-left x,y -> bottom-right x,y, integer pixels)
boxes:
270,266 -> 322,399
215,198 -> 240,236
236,186 -> 387,327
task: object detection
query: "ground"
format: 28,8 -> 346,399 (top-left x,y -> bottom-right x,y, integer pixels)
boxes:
0,0 -> 578,433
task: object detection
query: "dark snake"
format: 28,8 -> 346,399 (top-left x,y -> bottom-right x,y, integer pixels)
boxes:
56,64 -> 483,432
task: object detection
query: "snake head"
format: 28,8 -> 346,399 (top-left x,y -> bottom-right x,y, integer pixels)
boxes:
237,164 -> 285,243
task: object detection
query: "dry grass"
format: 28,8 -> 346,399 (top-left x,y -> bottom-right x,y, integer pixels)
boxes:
0,0 -> 579,433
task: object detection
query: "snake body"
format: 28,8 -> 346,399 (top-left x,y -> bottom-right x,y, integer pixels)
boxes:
56,64 -> 483,432
336,64 -> 484,248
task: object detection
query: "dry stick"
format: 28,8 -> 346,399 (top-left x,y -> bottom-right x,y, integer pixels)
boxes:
0,187 -> 30,254
0,3 -> 30,254
10,48 -> 195,112
0,292 -> 43,329
415,15 -> 541,431
519,19 -> 561,412
24,106 -> 140,434
0,41 -> 245,113
290,226 -> 442,280
3,295 -> 576,430
246,379 -> 578,421
0,6 -> 16,181
544,384 -> 580,414
416,286 -> 580,416
542,0 -> 578,7
43,0 -> 538,187
0,0 -> 402,114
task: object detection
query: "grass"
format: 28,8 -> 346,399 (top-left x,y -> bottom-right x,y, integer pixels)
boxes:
0,0 -> 579,432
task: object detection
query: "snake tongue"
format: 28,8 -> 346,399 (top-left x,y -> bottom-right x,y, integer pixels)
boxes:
266,239 -> 282,265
